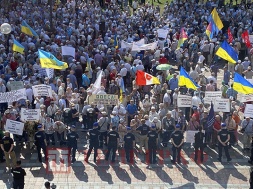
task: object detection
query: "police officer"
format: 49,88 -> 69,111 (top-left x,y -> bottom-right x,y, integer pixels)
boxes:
194,127 -> 205,163
67,125 -> 79,163
147,125 -> 158,164
170,124 -> 184,164
85,122 -> 100,163
11,160 -> 26,189
34,125 -> 47,163
136,119 -> 150,154
217,123 -> 232,162
124,127 -> 135,163
105,126 -> 119,163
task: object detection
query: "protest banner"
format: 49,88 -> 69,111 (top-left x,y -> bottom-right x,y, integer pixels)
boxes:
157,29 -> 169,39
32,84 -> 53,98
132,41 -> 157,51
177,95 -> 192,107
0,88 -> 26,103
204,91 -> 222,104
61,46 -> 75,58
214,99 -> 230,112
244,104 -> 253,118
20,108 -> 40,121
89,94 -> 118,105
10,81 -> 24,91
185,130 -> 205,143
241,94 -> 253,102
121,41 -> 133,49
5,119 -> 24,136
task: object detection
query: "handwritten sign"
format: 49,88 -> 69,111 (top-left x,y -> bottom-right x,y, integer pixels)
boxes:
5,119 -> 24,136
204,91 -> 222,104
241,94 -> 253,102
10,81 -> 24,91
89,94 -> 118,105
177,95 -> 192,107
32,84 -> 52,98
214,99 -> 230,112
244,104 -> 253,118
20,108 -> 40,121
0,89 -> 27,103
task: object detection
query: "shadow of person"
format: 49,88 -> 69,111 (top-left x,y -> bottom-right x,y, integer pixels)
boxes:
129,164 -> 147,181
71,162 -> 88,182
171,182 -> 195,189
30,166 -> 54,181
148,165 -> 173,185
93,164 -> 113,184
176,164 -> 199,184
111,165 -> 131,184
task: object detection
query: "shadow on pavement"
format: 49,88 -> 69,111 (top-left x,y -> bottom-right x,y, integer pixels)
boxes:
129,163 -> 147,181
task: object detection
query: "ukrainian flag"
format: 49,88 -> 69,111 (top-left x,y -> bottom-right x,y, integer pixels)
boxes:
38,49 -> 68,70
12,39 -> 25,54
119,78 -> 125,102
114,34 -> 118,49
233,73 -> 253,94
208,8 -> 223,35
215,41 -> 238,63
177,28 -> 188,49
179,67 -> 199,90
21,20 -> 38,37
206,21 -> 214,40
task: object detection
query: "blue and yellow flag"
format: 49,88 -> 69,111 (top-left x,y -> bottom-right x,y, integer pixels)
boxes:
206,21 -> 214,40
38,49 -> 68,70
21,20 -> 38,37
233,73 -> 253,94
208,8 -> 223,35
215,41 -> 238,63
12,39 -> 24,54
114,34 -> 118,49
119,78 -> 125,102
179,67 -> 199,90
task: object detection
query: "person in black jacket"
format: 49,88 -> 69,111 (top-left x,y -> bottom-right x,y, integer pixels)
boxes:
105,126 -> 119,163
11,160 -> 26,189
194,127 -> 205,163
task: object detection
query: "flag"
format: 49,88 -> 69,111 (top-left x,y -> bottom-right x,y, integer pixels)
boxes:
119,78 -> 125,102
177,28 -> 188,49
12,39 -> 25,54
114,34 -> 118,49
38,49 -> 68,69
46,68 -> 54,79
233,73 -> 253,94
227,27 -> 233,43
136,70 -> 160,86
178,67 -> 199,90
206,21 -> 214,40
207,102 -> 215,129
215,41 -> 238,63
92,71 -> 102,94
21,20 -> 38,37
86,61 -> 93,78
208,8 -> 223,35
242,30 -> 252,48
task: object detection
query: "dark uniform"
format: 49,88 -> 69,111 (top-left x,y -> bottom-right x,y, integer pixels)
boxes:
147,129 -> 158,164
248,138 -> 253,164
162,117 -> 175,147
67,128 -> 79,163
194,129 -> 205,162
0,130 -> 5,162
105,128 -> 119,162
11,164 -> 26,189
217,127 -> 231,162
170,129 -> 184,163
34,130 -> 47,163
124,132 -> 135,163
86,127 -> 99,162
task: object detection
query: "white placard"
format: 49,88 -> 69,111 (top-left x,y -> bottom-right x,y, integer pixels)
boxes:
20,108 -> 40,121
157,29 -> 169,39
61,46 -> 75,58
10,81 -> 24,91
32,84 -> 52,98
249,35 -> 253,44
0,88 -> 27,103
121,41 -> 133,49
177,95 -> 192,107
244,104 -> 253,118
5,119 -> 24,136
132,41 -> 158,51
214,98 -> 230,112
241,94 -> 253,102
204,91 -> 222,104
185,130 -> 205,143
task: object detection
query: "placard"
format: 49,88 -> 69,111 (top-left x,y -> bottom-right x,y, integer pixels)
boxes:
241,94 -> 253,102
20,108 -> 40,121
10,81 -> 24,91
185,130 -> 205,143
61,46 -> 75,58
5,119 -> 24,136
157,29 -> 169,39
249,35 -> 253,44
214,99 -> 230,112
204,91 -> 222,104
177,95 -> 192,107
89,94 -> 118,105
0,88 -> 27,103
32,84 -> 52,98
244,104 -> 253,118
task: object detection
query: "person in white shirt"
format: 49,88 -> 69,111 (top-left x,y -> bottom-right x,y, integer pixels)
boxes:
172,88 -> 179,107
149,107 -> 159,122
192,93 -> 202,107
197,52 -> 205,68
142,95 -> 151,114
58,83 -> 65,98
44,115 -> 55,146
47,101 -> 58,118
144,115 -> 152,127
136,62 -> 144,71
112,104 -> 127,121
171,108 -> 179,123
35,96 -> 44,109
163,90 -> 171,110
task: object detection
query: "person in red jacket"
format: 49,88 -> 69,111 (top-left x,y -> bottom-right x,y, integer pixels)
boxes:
159,54 -> 168,64
10,58 -> 18,72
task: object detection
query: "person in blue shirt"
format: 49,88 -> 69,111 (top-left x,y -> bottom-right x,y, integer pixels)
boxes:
223,66 -> 230,85
82,70 -> 90,89
126,100 -> 138,125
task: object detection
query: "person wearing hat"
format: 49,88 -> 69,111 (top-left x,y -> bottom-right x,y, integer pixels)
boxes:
98,111 -> 110,148
147,125 -> 159,164
194,127 -> 205,163
105,126 -> 119,163
217,123 -> 232,162
163,90 -> 172,110
235,60 -> 243,76
123,127 -> 135,163
34,125 -> 47,163
142,95 -> 151,114
67,125 -> 79,163
170,124 -> 184,164
225,114 -> 236,147
11,160 -> 26,189
85,122 -> 100,163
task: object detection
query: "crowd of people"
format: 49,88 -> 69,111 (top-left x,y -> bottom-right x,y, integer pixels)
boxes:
0,0 -> 252,184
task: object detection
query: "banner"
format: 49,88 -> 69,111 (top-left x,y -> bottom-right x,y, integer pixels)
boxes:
5,119 -> 24,136
204,91 -> 222,104
32,84 -> 53,98
89,94 -> 118,105
0,88 -> 26,103
157,29 -> 169,39
61,46 -> 75,58
132,41 -> 158,51
241,94 -> 253,102
10,81 -> 24,91
185,130 -> 205,143
177,95 -> 192,107
20,108 -> 41,121
214,99 -> 230,112
121,41 -> 133,49
244,104 -> 253,118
